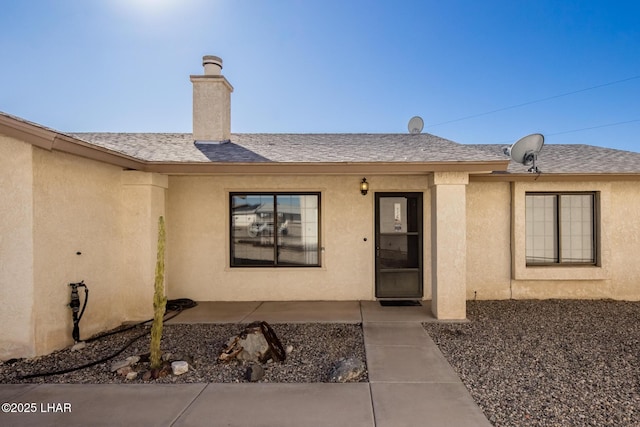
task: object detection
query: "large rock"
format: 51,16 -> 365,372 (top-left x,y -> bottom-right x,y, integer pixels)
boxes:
330,357 -> 366,382
237,331 -> 270,362
219,321 -> 285,363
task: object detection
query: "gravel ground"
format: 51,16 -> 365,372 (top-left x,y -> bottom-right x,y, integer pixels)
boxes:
424,300 -> 640,427
0,323 -> 367,384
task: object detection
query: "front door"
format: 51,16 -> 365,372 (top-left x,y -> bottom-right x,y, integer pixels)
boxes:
375,193 -> 423,299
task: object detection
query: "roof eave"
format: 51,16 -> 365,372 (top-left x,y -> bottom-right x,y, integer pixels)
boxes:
1,113 -> 145,170
0,113 -> 57,150
471,172 -> 640,182
142,160 -> 510,175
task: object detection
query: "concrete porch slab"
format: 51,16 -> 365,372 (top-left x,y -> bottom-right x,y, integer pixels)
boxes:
242,301 -> 362,324
363,322 -> 433,346
361,300 -> 436,323
165,301 -> 261,324
371,382 -> 492,427
0,384 -> 206,427
173,383 -> 375,427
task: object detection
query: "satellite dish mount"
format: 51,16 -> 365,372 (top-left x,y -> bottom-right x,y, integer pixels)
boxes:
503,133 -> 544,173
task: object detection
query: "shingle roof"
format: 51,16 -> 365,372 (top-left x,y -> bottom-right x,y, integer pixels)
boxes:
474,144 -> 640,174
70,132 -> 505,163
70,132 -> 640,174
2,111 -> 638,174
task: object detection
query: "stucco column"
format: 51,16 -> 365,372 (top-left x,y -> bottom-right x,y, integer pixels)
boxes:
121,171 -> 168,321
429,172 -> 469,320
0,137 -> 36,359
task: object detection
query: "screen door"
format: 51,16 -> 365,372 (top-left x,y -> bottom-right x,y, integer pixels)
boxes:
375,193 -> 423,298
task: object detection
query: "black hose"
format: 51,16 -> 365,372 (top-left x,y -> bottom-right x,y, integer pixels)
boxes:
18,332 -> 147,380
70,282 -> 88,342
84,299 -> 197,343
17,298 -> 197,379
77,285 -> 88,323
166,298 -> 198,312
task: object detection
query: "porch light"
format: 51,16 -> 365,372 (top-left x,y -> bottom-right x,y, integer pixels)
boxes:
360,178 -> 369,196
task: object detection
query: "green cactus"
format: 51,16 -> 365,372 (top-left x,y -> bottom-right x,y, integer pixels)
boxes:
150,216 -> 167,370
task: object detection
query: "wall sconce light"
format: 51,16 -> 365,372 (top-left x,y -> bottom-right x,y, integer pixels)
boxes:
360,178 -> 369,196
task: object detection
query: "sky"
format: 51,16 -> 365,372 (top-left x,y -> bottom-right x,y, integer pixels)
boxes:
1,0 -> 639,152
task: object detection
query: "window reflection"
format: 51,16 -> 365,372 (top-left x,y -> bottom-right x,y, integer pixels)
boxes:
231,194 -> 320,267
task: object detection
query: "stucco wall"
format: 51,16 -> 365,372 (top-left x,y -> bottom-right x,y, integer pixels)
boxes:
121,171 -> 168,321
466,181 -> 512,299
5,132 -> 639,358
609,181 -> 640,300
429,172 -> 469,319
31,148 -> 126,355
0,136 -> 36,359
467,179 -> 640,301
166,174 -> 432,301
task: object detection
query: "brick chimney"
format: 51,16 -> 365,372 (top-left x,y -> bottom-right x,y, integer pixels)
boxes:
191,55 -> 234,143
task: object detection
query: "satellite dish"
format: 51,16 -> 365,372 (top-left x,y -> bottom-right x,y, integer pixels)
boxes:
505,133 -> 544,173
408,116 -> 424,134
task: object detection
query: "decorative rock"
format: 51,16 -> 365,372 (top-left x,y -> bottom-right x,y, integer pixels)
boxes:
171,361 -> 189,376
171,353 -> 195,368
219,321 -> 285,363
286,345 -> 294,354
330,357 -> 366,383
244,363 -> 265,382
126,371 -> 138,381
111,360 -> 132,372
116,366 -> 133,377
110,355 -> 139,372
71,342 -> 86,352
239,332 -> 270,362
6,323 -> 369,385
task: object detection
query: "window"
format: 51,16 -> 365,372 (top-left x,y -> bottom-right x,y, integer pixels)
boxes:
525,192 -> 598,265
230,193 -> 320,267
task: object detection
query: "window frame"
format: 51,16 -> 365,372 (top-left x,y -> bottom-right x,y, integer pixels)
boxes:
525,191 -> 600,266
229,192 -> 321,268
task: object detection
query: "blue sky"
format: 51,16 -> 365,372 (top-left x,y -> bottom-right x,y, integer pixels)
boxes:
1,0 -> 639,151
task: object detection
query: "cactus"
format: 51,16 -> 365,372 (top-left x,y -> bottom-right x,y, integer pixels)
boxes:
150,216 -> 167,370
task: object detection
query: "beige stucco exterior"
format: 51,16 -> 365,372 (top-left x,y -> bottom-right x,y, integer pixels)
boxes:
0,136 -> 167,359
429,172 -> 469,319
2,123 -> 640,360
121,171 -> 168,320
0,135 -> 36,358
467,178 -> 640,301
166,174 -> 434,302
31,147 -> 125,355
466,181 -> 512,299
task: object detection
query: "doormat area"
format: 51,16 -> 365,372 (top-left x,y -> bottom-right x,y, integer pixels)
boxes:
379,300 -> 422,307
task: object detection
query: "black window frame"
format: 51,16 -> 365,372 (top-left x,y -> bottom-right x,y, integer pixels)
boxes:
230,192 -> 321,268
525,191 -> 600,266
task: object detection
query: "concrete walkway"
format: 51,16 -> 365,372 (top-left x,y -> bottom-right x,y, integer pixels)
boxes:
0,301 -> 491,427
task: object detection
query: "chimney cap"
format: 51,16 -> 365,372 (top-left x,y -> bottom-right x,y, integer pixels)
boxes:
202,55 -> 223,75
